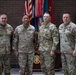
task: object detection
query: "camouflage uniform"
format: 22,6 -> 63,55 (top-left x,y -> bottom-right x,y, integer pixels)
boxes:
38,22 -> 59,75
0,24 -> 13,75
59,22 -> 76,75
13,24 -> 35,75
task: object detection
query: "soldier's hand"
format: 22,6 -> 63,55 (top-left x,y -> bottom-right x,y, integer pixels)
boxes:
73,50 -> 76,56
50,50 -> 55,56
15,51 -> 19,57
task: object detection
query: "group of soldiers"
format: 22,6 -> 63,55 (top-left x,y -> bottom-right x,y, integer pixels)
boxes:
0,12 -> 76,75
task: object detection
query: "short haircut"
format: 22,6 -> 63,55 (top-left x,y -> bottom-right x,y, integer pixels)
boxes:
22,14 -> 30,19
62,11 -> 71,17
44,12 -> 51,16
0,13 -> 7,17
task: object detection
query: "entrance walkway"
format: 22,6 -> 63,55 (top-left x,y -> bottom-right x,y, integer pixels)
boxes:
2,68 -> 64,75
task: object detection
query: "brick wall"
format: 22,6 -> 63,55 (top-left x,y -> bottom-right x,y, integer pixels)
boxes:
0,0 -> 24,28
0,0 -> 76,69
53,0 -> 76,27
0,0 -> 76,28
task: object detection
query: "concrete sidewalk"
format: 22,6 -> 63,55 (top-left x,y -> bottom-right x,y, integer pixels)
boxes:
3,68 -> 64,75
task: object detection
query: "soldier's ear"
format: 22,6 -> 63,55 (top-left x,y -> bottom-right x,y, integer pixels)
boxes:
22,18 -> 23,22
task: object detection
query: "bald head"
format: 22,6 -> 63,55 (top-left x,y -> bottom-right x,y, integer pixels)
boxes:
22,15 -> 30,27
0,14 -> 7,25
62,13 -> 71,25
43,13 -> 51,24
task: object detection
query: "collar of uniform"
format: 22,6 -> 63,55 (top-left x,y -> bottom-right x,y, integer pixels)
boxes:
23,24 -> 29,28
0,23 -> 7,29
44,22 -> 51,28
22,24 -> 31,30
63,22 -> 71,27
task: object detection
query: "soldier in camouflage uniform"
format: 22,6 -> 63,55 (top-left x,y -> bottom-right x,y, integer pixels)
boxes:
59,12 -> 76,75
13,15 -> 35,75
38,13 -> 59,75
0,14 -> 13,75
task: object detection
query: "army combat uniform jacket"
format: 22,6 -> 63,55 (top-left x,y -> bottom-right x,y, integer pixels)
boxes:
13,24 -> 35,53
0,24 -> 13,54
59,22 -> 76,53
38,22 -> 59,52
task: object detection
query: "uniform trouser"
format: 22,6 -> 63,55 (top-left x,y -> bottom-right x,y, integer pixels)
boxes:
61,53 -> 75,75
18,52 -> 34,75
75,57 -> 76,75
40,51 -> 55,75
0,54 -> 10,75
